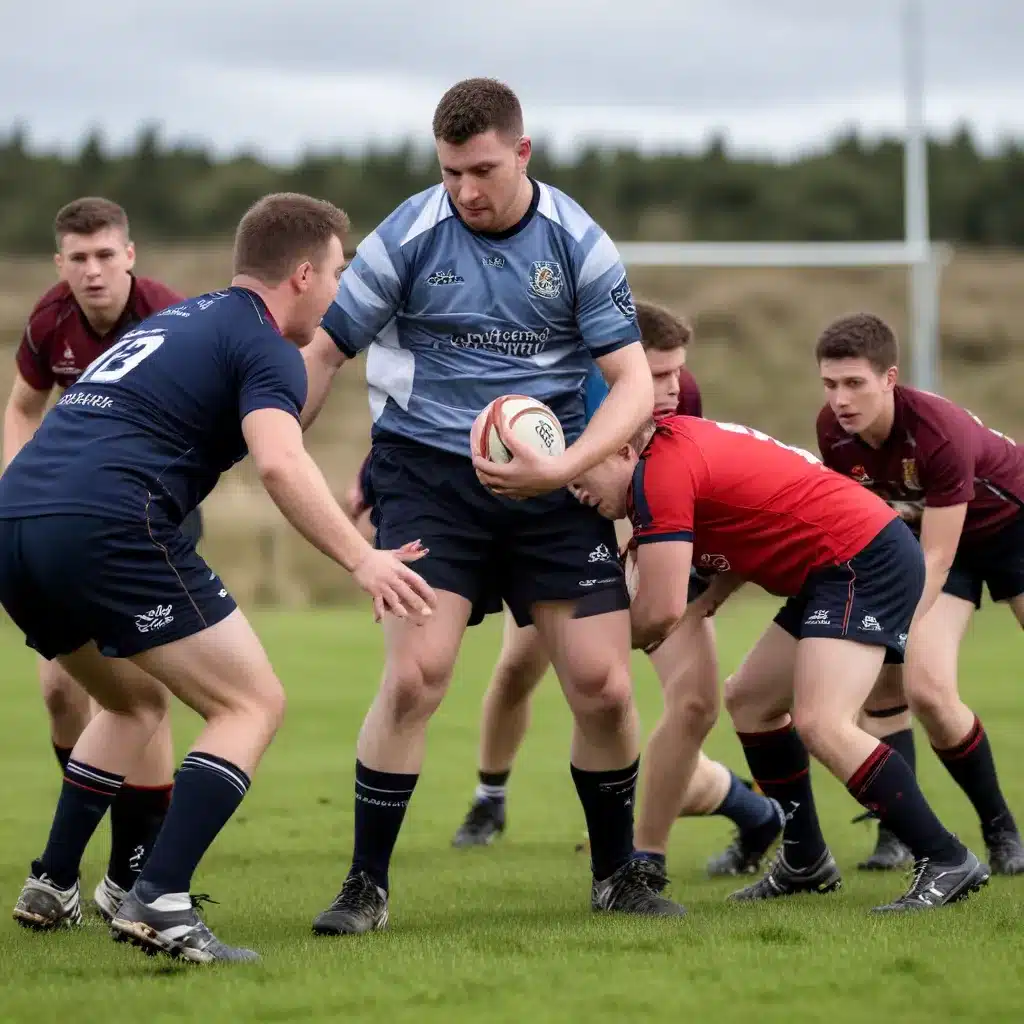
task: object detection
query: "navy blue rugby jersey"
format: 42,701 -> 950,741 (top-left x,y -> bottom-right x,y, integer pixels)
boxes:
0,287 -> 307,527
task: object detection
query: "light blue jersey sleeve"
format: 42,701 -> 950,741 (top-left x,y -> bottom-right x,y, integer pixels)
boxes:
567,221 -> 640,357
582,363 -> 609,423
319,189 -> 442,357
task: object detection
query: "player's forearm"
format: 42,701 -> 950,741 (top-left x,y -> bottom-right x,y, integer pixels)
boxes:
2,406 -> 43,470
300,329 -> 348,432
691,572 -> 745,617
258,448 -> 374,572
630,587 -> 687,653
913,552 -> 955,624
565,366 -> 654,478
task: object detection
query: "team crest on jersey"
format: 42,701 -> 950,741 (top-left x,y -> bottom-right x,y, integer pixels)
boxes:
427,269 -> 464,286
901,458 -> 921,491
610,275 -> 636,319
700,553 -> 731,572
528,261 -> 564,299
52,343 -> 80,377
850,464 -> 872,484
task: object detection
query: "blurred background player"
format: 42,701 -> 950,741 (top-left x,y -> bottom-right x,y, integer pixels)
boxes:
450,302 -> 782,882
816,312 -> 1024,875
578,415 -> 990,912
1,196 -> 197,920
301,77 -> 686,933
3,193 -> 434,961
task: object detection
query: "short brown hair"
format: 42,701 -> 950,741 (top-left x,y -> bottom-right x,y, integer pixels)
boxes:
54,197 -> 129,245
815,313 -> 899,373
233,193 -> 350,284
432,78 -> 524,144
636,300 -> 692,351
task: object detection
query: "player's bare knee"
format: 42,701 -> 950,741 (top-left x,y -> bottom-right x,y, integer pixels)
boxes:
492,658 -> 545,704
251,677 -> 287,735
723,672 -> 753,718
789,705 -> 834,760
565,666 -> 631,718
39,662 -> 89,721
384,657 -> 452,723
665,690 -> 718,742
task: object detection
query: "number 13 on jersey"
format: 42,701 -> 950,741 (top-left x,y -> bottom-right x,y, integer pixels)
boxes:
79,330 -> 167,385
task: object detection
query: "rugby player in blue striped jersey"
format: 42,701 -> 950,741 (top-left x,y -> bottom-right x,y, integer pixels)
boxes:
302,78 -> 686,932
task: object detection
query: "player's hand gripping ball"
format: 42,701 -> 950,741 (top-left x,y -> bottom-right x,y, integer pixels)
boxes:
470,395 -> 566,464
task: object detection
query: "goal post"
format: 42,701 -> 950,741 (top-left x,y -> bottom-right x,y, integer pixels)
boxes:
616,240 -> 952,393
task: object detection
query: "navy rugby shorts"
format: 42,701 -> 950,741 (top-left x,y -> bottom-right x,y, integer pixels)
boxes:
773,518 -> 924,664
0,513 -> 235,660
367,433 -> 629,627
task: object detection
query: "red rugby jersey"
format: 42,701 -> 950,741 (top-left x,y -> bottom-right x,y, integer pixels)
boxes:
630,417 -> 897,596
16,276 -> 183,391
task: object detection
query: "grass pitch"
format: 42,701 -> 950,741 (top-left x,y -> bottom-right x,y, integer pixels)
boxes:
1,596 -> 1022,1022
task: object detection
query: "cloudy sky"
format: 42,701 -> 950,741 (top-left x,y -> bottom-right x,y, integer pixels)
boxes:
7,0 -> 1024,161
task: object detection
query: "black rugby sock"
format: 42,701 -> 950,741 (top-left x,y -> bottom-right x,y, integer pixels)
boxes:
35,759 -> 124,890
351,760 -> 419,892
571,759 -> 639,881
107,783 -> 172,891
848,743 -> 964,862
135,752 -> 250,898
934,717 -> 1017,837
738,726 -> 828,869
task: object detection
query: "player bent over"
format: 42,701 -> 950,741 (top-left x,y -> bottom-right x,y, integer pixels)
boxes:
576,416 -> 990,911
1,193 -> 435,962
301,78 -> 686,932
2,197 -> 191,919
816,312 -> 1024,874
452,305 -> 782,882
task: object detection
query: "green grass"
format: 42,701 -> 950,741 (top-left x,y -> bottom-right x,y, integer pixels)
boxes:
1,596 -> 1022,1022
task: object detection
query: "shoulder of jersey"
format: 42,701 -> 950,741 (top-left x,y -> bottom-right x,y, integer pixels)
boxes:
895,385 -> 962,441
136,276 -> 185,311
367,184 -> 456,253
23,282 -> 73,347
535,182 -> 607,247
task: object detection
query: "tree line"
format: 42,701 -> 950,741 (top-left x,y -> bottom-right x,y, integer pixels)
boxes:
1,123 -> 1022,253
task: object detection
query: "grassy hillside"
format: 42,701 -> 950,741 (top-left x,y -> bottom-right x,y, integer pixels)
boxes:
2,245 -> 1022,606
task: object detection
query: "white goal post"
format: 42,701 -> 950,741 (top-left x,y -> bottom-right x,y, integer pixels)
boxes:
616,240 -> 952,393
616,2 -> 946,393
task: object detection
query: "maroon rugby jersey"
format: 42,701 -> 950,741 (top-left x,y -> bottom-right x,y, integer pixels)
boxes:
16,276 -> 183,391
676,367 -> 702,417
817,385 -> 1024,540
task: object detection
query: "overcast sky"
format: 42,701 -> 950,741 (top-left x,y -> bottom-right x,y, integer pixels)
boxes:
7,0 -> 1024,161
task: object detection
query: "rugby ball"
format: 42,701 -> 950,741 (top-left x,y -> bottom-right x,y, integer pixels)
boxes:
471,395 -> 566,464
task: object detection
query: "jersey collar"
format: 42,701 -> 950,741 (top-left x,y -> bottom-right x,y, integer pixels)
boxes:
232,286 -> 282,334
448,178 -> 540,241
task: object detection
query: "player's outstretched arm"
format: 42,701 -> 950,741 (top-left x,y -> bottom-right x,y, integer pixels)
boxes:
242,407 -> 435,621
913,502 -> 968,624
632,539 -> 694,652
2,371 -> 51,470
571,343 -> 654,478
300,327 -> 349,432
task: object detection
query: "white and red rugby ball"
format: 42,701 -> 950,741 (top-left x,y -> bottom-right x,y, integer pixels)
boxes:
471,395 -> 566,464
